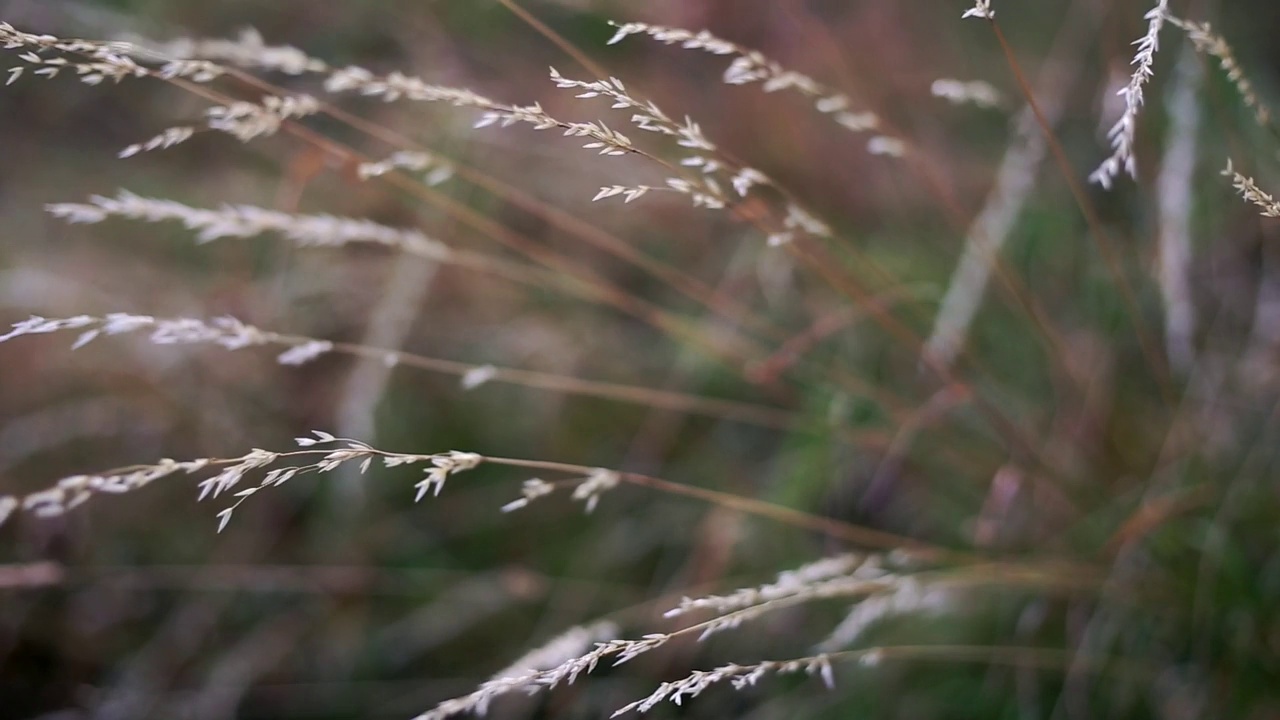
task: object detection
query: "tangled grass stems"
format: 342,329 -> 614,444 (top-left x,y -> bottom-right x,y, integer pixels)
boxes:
155,36 -> 791,344
574,14 -> 1090,470
7,27 -> 786,383
922,0 -> 1104,374
6,17 -> 1098,523
41,196 -> 1002,475
410,562 -> 1103,720
981,13 -> 1175,405
0,8 -> 1066,427
604,8 -> 1078,390
5,4 -> 1275,717
12,19 -> 1055,476
17,22 -> 954,429
205,78 -> 999,472
51,177 -> 916,425
45,189 -> 751,326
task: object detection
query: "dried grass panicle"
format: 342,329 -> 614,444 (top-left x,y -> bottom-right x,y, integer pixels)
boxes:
145,27 -> 326,76
605,20 -> 893,153
0,431 -> 483,531
595,21 -> 909,249
663,552 -> 874,618
689,573 -> 904,643
0,312 -> 798,432
1,22 -> 220,85
0,312 -> 336,367
0,451 -> 255,528
410,630 -> 675,719
490,621 -> 620,681
357,150 -> 456,185
1168,16 -> 1272,127
498,478 -> 556,512
412,556 -> 922,719
818,576 -> 951,651
119,93 -> 320,157
1090,0 -> 1170,189
569,468 -> 621,513
0,313 -> 269,352
606,21 -> 880,135
611,654 -> 835,717
497,469 -> 621,514
47,190 -> 451,259
319,65 -> 668,182
1222,159 -> 1280,217
766,203 -> 832,247
321,63 -> 661,176
548,66 -> 755,208
548,67 -> 696,143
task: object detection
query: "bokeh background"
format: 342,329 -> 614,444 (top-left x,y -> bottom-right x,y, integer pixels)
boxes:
1,0 -> 1279,718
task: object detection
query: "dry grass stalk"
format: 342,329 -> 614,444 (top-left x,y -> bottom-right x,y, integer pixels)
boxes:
0,313 -> 801,431
924,108 -> 1046,368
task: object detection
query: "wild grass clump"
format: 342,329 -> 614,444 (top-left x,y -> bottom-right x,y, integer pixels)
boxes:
1,1 -> 1278,718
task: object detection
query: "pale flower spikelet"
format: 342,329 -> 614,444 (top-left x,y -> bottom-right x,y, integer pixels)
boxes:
0,14 -> 1183,720
499,478 -> 555,513
930,79 -> 1002,108
571,468 -> 621,513
962,1 -> 995,20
